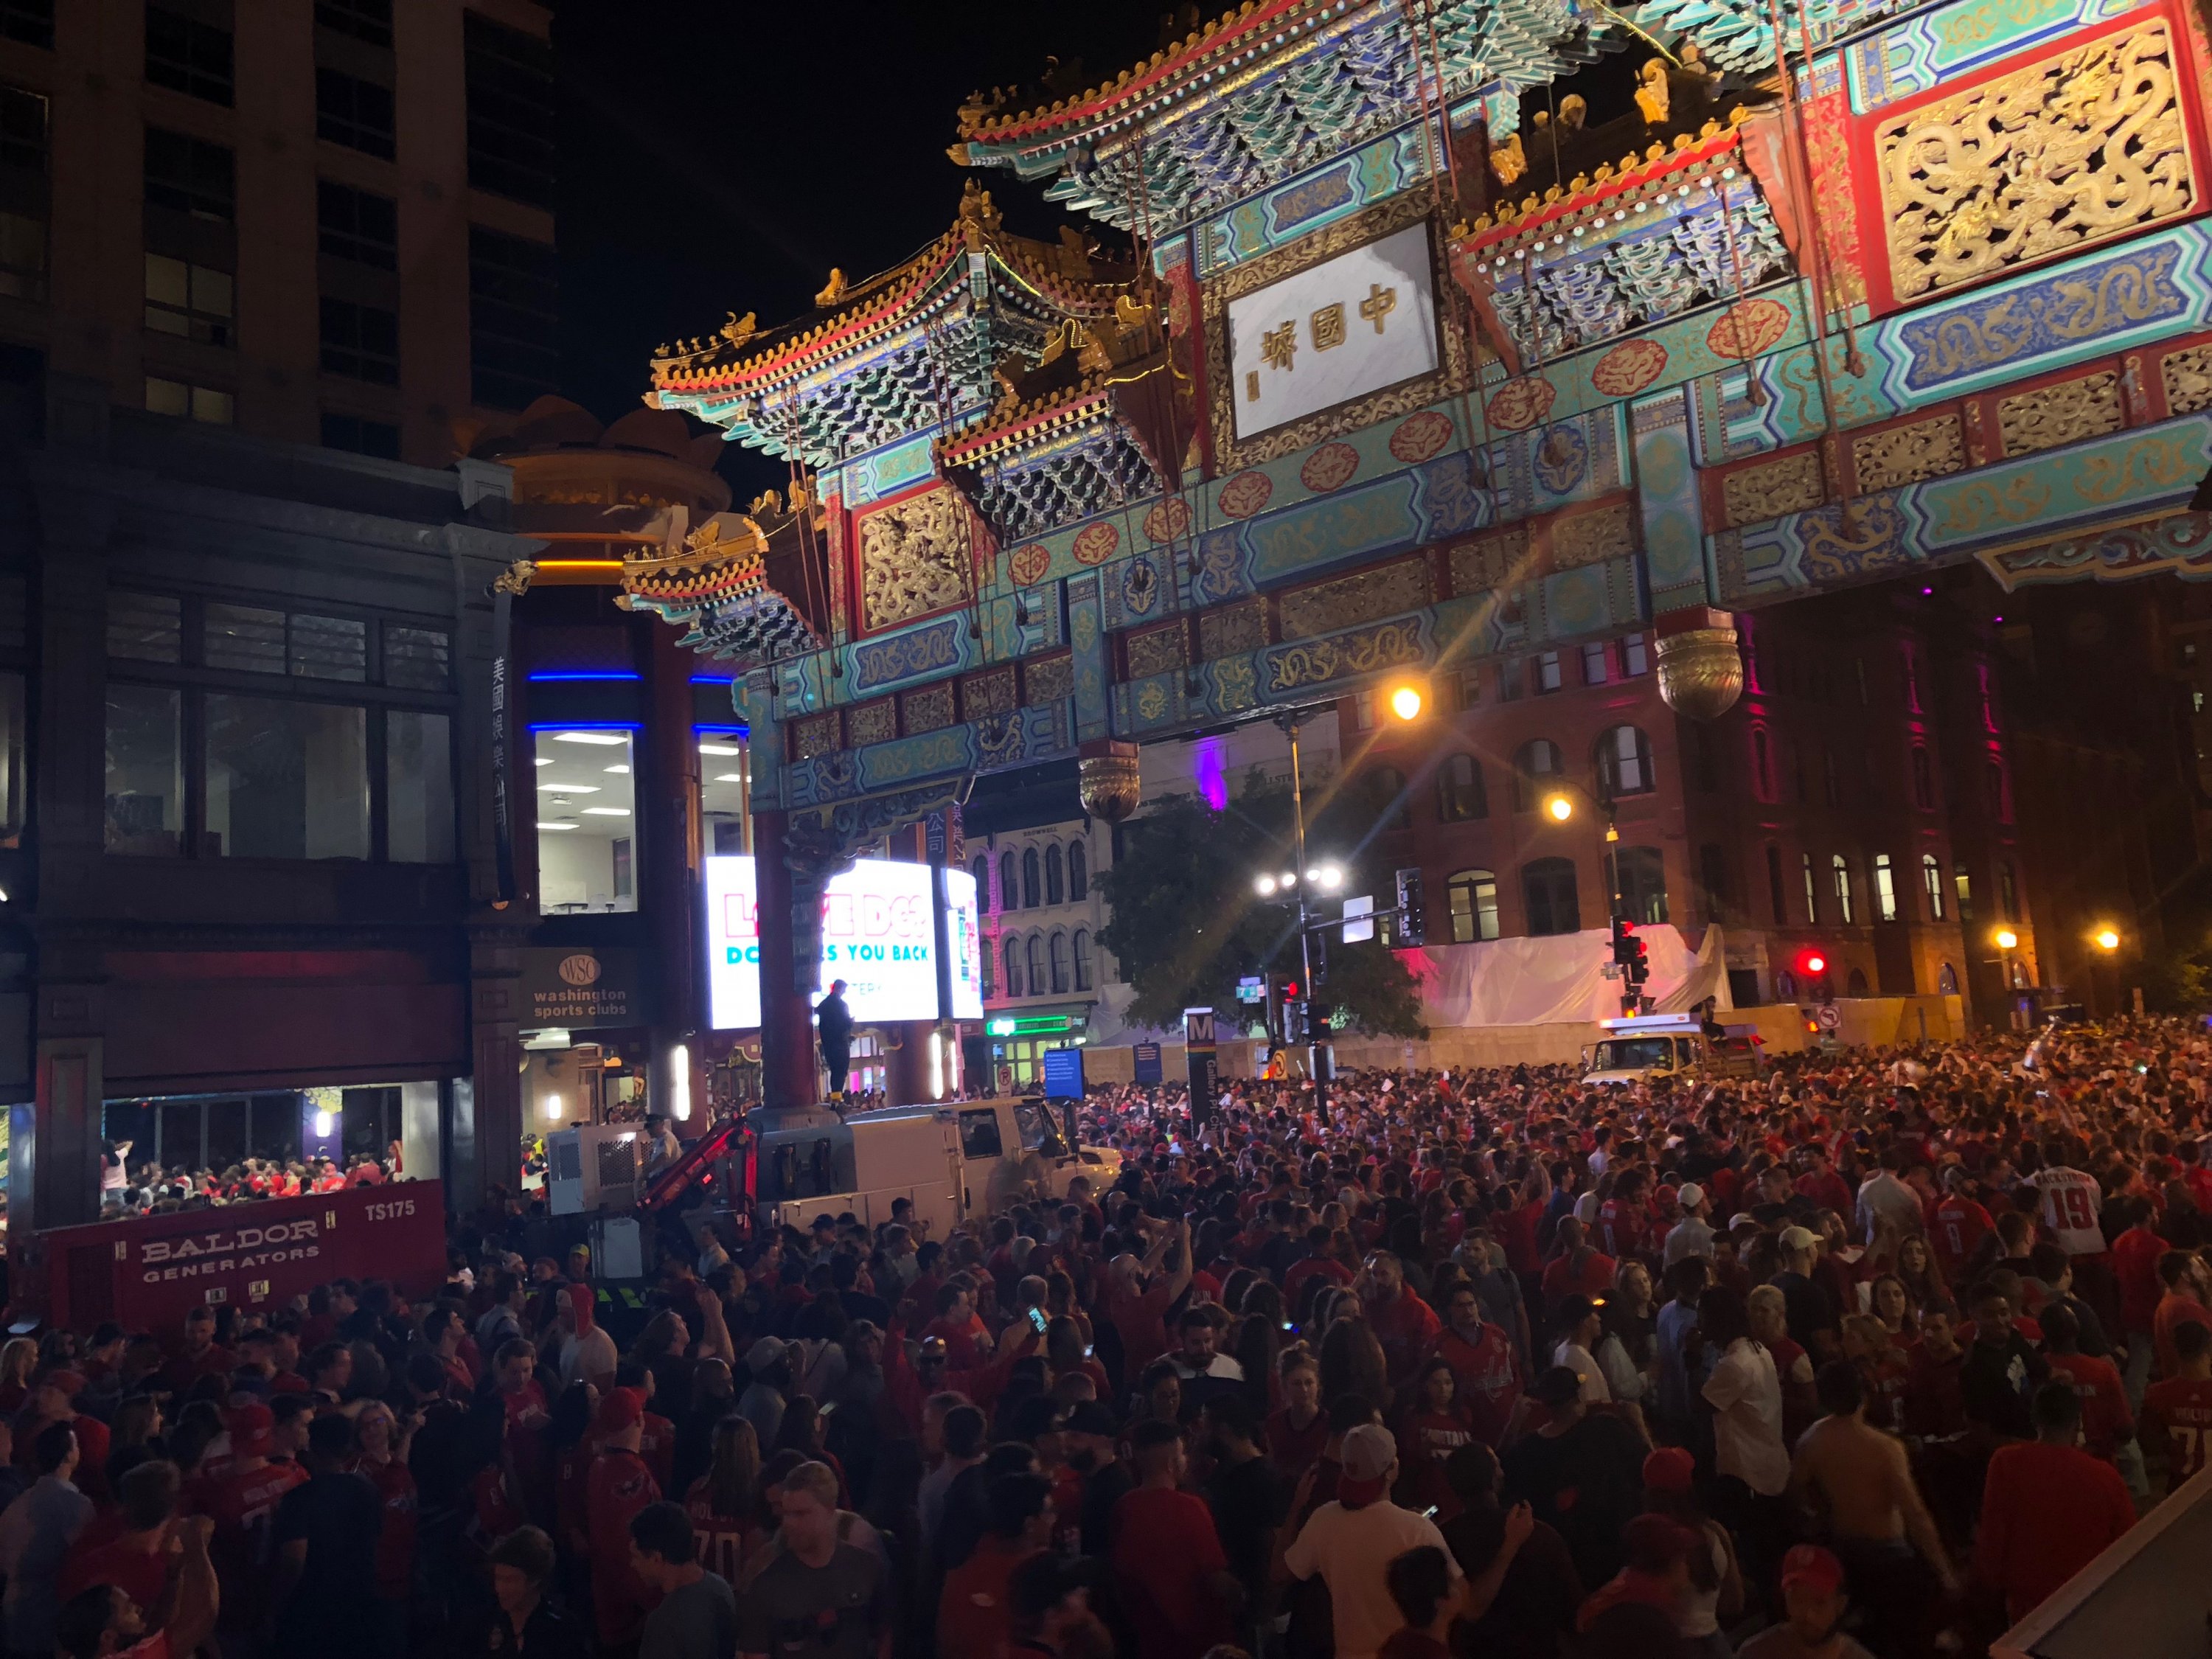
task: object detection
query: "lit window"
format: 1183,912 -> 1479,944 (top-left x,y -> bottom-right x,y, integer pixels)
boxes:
1921,853 -> 1944,919
1596,726 -> 1652,796
1832,854 -> 1855,925
1621,633 -> 1649,675
145,253 -> 233,347
700,735 -> 749,856
145,375 -> 232,425
535,730 -> 639,912
1874,852 -> 1898,922
1536,650 -> 1562,693
1447,869 -> 1499,942
1582,641 -> 1609,685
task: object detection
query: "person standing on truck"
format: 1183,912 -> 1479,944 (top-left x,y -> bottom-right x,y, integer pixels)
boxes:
815,980 -> 854,1102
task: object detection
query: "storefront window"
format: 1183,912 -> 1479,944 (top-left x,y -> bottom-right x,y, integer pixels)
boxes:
205,694 -> 369,858
698,734 -> 749,855
386,709 -> 454,861
536,728 -> 639,912
105,684 -> 184,854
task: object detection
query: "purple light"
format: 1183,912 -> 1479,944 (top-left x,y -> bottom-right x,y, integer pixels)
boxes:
1193,737 -> 1228,811
1993,615 -> 2004,623
1921,586 -> 1933,596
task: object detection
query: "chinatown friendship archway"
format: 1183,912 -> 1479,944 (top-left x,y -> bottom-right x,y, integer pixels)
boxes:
615,0 -> 2212,1104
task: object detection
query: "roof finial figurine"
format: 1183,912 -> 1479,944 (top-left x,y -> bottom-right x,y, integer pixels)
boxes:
959,178 -> 1004,233
1492,131 -> 1528,187
1558,94 -> 1587,130
815,268 -> 848,307
720,310 -> 758,345
1635,58 -> 1670,126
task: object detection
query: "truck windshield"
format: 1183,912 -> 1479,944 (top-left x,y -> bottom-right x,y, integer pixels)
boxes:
1013,1099 -> 1070,1156
1593,1037 -> 1677,1071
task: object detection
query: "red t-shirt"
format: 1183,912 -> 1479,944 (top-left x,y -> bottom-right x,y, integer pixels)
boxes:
1933,1197 -> 1994,1284
1495,1201 -> 1545,1276
683,1478 -> 760,1585
1281,1255 -> 1354,1315
1107,1279 -> 1182,1376
1596,1200 -> 1647,1261
1974,1441 -> 2134,1621
2045,1351 -> 2132,1461
586,1450 -> 662,1644
2155,1290 -> 2211,1377
207,1461 -> 309,1630
1540,1251 -> 1617,1308
58,1534 -> 169,1612
1108,1486 -> 1232,1659
2143,1376 -> 2212,1492
347,1455 -> 418,1599
1366,1290 -> 1444,1385
1264,1407 -> 1329,1481
939,1534 -> 1041,1659
2112,1227 -> 2171,1334
1428,1322 -> 1522,1447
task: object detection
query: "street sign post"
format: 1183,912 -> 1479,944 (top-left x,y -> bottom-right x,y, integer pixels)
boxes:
1342,894 -> 1374,943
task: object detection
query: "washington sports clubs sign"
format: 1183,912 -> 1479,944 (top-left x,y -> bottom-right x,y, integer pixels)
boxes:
35,1182 -> 448,1332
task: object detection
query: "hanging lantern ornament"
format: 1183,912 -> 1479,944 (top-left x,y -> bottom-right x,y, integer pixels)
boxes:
1655,616 -> 1745,720
1078,740 -> 1143,823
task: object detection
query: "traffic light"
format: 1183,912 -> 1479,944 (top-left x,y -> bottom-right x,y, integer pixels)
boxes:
1611,917 -> 1649,986
1394,867 -> 1426,947
1283,997 -> 1310,1043
1795,947 -> 1829,978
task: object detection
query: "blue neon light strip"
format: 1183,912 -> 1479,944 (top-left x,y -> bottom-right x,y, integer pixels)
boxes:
526,721 -> 642,731
527,671 -> 641,682
690,675 -> 737,685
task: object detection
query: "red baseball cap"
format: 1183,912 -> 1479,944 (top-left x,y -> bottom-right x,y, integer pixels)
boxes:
1781,1545 -> 1846,1599
1641,1446 -> 1696,1495
594,1386 -> 644,1436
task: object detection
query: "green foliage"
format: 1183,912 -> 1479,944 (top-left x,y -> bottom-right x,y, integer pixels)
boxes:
1094,767 -> 1428,1038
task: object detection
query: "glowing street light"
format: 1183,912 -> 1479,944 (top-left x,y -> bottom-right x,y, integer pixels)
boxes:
1544,793 -> 1575,823
1280,871 -> 1298,887
1313,864 -> 1343,889
2093,926 -> 2121,952
1255,875 -> 1278,897
1993,928 -> 2020,950
1388,683 -> 1425,721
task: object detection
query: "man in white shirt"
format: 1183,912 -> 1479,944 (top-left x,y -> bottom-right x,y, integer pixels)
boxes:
1664,1183 -> 1717,1267
1279,1425 -> 1530,1659
1855,1152 -> 1922,1243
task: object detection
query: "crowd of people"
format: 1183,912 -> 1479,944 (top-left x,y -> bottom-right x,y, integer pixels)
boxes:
7,1015 -> 2212,1659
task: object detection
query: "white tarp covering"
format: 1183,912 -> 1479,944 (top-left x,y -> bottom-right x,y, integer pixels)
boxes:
1399,926 -> 1733,1029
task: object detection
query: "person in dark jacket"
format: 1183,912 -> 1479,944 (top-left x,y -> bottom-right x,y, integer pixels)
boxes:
815,980 -> 853,1099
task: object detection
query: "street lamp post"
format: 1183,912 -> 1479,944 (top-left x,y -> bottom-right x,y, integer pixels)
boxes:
1540,785 -> 1632,1013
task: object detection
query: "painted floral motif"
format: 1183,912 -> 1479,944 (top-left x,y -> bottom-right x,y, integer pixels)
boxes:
1008,543 -> 1051,586
1705,298 -> 1791,361
1387,411 -> 1454,463
1142,497 -> 1194,543
1531,424 -> 1589,496
1071,522 -> 1120,565
1590,338 -> 1669,397
1299,442 -> 1362,493
1485,376 -> 1557,432
1218,470 -> 1274,518
1120,557 -> 1160,616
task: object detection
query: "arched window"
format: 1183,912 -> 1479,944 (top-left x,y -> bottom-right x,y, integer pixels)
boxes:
1874,852 -> 1898,922
1512,740 -> 1564,812
1776,969 -> 1798,1001
1616,846 -> 1668,924
1937,961 -> 1959,995
1436,754 -> 1487,822
1802,852 -> 1819,924
1752,728 -> 1773,799
1073,929 -> 1093,992
999,849 -> 1018,914
1911,748 -> 1935,811
1068,840 -> 1088,900
971,854 -> 992,912
1021,846 -> 1040,908
1986,759 -> 2012,821
1766,845 -> 1787,922
981,941 -> 995,999
1027,933 -> 1046,995
1049,931 -> 1071,994
1447,869 -> 1500,942
1003,936 -> 1024,999
1847,967 -> 1871,997
1921,853 -> 1944,919
1596,725 -> 1653,797
1366,766 -> 1411,830
1523,857 -> 1580,936
1045,844 -> 1065,905
1832,853 -> 1855,925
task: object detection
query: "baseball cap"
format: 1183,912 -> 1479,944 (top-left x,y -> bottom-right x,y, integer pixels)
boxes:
1779,1225 -> 1819,1253
744,1337 -> 788,1373
1336,1422 -> 1397,1504
1573,1192 -> 1601,1225
228,1403 -> 274,1458
1677,1183 -> 1705,1209
594,1386 -> 644,1436
1063,1402 -> 1119,1439
1781,1544 -> 1846,1599
1641,1446 -> 1696,1494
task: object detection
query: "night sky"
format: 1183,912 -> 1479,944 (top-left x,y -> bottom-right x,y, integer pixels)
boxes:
554,0 -> 1167,498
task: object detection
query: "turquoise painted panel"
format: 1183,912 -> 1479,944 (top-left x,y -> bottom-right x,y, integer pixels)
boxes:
1717,411 -> 2212,599
846,616 -> 968,693
1195,124 -> 1440,276
841,431 -> 940,506
1068,575 -> 1107,743
1633,389 -> 1711,606
1848,0 -> 2143,111
1245,476 -> 1421,585
856,725 -> 977,790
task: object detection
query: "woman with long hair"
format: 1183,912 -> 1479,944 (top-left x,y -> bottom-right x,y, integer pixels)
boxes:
1641,1447 -> 1744,1658
684,1415 -> 762,1585
349,1400 -> 420,1652
0,1338 -> 35,1415
1895,1232 -> 1949,1311
1318,1311 -> 1388,1411
1234,1280 -> 1284,1413
1395,1357 -> 1474,1518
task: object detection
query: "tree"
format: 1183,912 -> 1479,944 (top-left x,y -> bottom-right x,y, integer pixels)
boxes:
1095,768 -> 1427,1037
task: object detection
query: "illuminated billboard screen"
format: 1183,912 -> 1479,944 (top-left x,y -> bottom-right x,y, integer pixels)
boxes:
703,855 -> 984,1029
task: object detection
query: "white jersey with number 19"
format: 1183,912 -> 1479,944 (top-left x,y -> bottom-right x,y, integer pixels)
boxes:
2035,1166 -> 2106,1255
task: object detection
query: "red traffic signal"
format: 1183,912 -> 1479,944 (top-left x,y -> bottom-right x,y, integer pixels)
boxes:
1280,980 -> 1301,1000
1796,948 -> 1829,977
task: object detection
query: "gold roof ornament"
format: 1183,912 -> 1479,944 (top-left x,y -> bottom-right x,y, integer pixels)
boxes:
1635,58 -> 1670,125
1492,131 -> 1527,186
815,268 -> 848,307
720,311 -> 757,345
1558,93 -> 1587,129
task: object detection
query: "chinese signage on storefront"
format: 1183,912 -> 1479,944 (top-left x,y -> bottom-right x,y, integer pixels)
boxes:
1227,220 -> 1439,439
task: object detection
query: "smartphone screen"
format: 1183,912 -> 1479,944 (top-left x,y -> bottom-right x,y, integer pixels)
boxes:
1029,1307 -> 1048,1334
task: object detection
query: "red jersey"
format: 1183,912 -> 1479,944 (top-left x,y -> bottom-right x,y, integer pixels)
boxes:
586,1450 -> 662,1645
1365,1289 -> 1444,1385
2155,1290 -> 2212,1377
58,1535 -> 169,1611
2142,1375 -> 2212,1492
1903,1341 -> 1967,1440
638,1411 -> 676,1495
1428,1321 -> 1522,1446
347,1455 -> 418,1599
1932,1197 -> 1994,1284
2045,1351 -> 2132,1461
682,1478 -> 759,1585
1281,1255 -> 1353,1315
1540,1250 -> 1618,1307
1974,1441 -> 2134,1622
2112,1226 -> 2171,1334
206,1461 -> 309,1630
1263,1407 -> 1329,1481
1596,1200 -> 1647,1261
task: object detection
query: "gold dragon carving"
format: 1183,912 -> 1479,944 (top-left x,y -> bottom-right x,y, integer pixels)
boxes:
1722,451 -> 1828,529
2161,343 -> 2212,414
1877,21 -> 2194,301
1997,369 -> 2123,456
858,489 -> 973,633
1852,415 -> 1967,490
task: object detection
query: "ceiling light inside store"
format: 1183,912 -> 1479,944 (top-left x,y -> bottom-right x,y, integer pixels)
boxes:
582,807 -> 631,816
537,783 -> 599,793
699,742 -> 743,756
553,731 -> 629,745
604,764 -> 630,774
540,821 -> 579,832
713,773 -> 745,783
